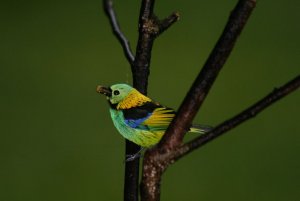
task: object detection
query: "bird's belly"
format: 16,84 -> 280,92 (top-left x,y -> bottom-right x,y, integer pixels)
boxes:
109,109 -> 163,147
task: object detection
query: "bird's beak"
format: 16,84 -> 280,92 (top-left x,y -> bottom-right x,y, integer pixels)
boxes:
96,85 -> 112,97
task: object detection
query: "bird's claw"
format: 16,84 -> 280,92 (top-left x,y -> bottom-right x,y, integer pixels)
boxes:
125,153 -> 141,162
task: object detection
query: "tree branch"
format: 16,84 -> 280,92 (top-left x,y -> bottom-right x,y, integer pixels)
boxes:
141,76 -> 299,201
132,0 -> 155,94
141,0 -> 257,200
159,0 -> 257,151
103,0 -> 135,64
133,0 -> 179,93
124,141 -> 140,201
171,75 -> 300,160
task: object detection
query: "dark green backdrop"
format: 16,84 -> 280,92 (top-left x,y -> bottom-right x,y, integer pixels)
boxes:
1,0 -> 299,201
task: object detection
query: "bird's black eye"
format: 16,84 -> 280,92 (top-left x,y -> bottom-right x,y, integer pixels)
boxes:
113,90 -> 120,95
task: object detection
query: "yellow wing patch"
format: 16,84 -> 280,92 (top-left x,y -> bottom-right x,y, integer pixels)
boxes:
143,107 -> 175,127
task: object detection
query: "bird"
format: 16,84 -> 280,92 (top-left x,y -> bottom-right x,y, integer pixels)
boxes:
96,83 -> 212,161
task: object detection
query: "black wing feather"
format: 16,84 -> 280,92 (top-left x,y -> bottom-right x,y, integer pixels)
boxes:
123,102 -> 162,119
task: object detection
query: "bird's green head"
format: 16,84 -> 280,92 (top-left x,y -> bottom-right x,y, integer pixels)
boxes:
97,83 -> 133,104
96,83 -> 151,109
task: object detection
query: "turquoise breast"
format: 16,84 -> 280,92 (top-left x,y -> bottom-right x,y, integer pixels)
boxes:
109,109 -> 161,147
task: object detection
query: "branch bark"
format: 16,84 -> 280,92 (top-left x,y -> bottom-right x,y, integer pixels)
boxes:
133,0 -> 179,93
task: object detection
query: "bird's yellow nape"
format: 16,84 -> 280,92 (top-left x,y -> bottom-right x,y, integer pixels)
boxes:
117,89 -> 151,109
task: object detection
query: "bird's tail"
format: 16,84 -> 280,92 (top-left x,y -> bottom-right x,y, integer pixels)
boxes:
189,124 -> 213,134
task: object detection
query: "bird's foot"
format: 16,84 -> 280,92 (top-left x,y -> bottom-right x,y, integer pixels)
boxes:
124,147 -> 144,162
125,153 -> 141,162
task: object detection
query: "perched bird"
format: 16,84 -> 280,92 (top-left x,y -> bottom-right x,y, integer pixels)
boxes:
97,83 -> 211,160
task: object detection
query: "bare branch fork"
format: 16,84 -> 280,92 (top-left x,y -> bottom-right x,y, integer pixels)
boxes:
140,0 -> 259,200
103,0 -> 299,201
103,0 -> 179,201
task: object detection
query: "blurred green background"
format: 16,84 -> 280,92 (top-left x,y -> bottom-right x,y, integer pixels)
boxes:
1,0 -> 299,200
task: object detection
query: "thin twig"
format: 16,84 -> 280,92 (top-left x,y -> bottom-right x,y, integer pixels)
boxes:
103,0 -> 135,64
159,0 -> 257,151
157,12 -> 180,35
171,75 -> 300,160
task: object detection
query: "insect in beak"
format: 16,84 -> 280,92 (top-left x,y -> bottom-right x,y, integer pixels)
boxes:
96,85 -> 112,97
